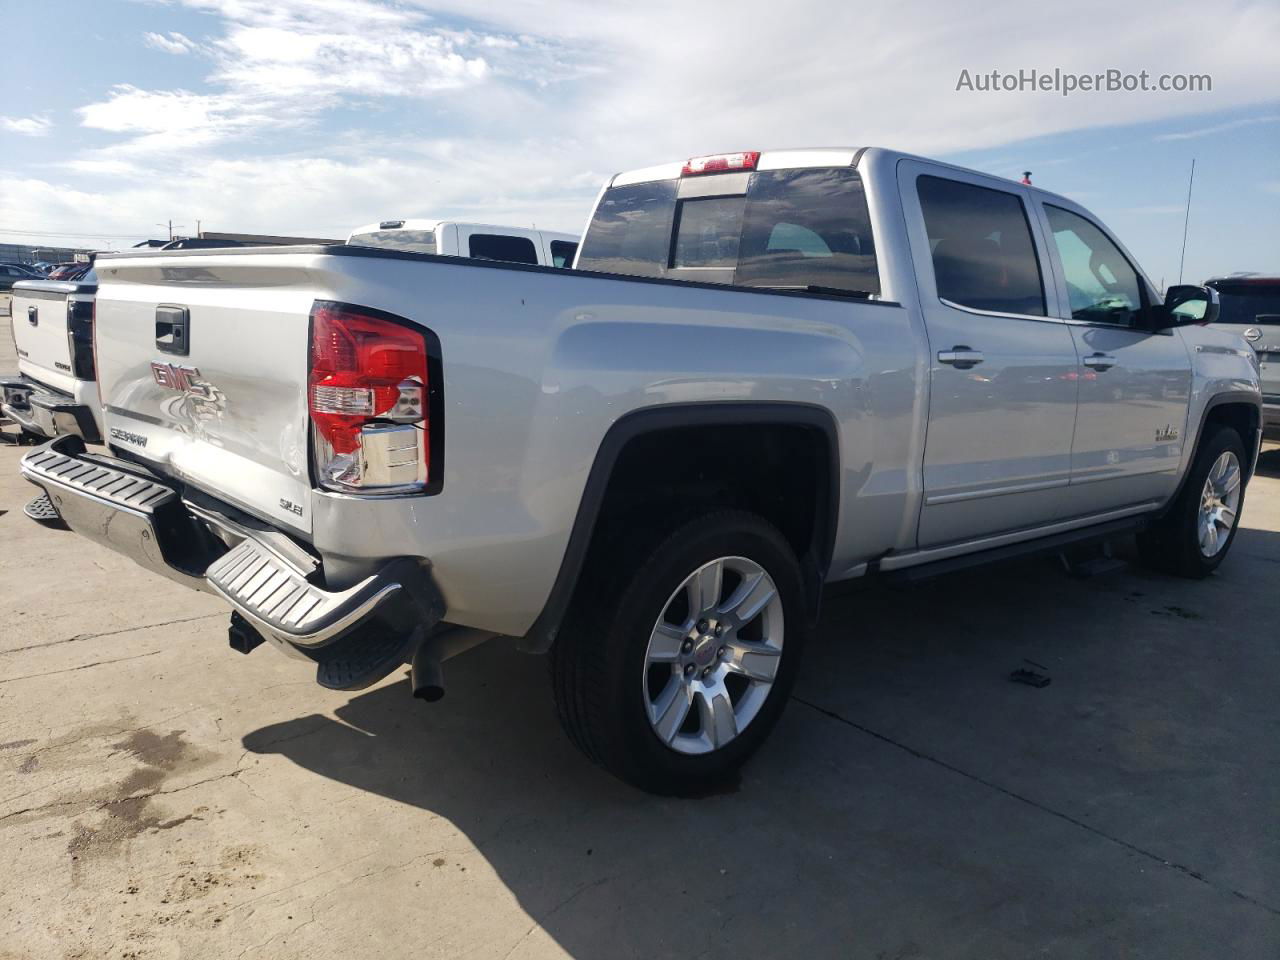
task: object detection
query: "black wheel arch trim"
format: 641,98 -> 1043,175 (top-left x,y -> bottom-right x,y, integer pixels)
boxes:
518,401 -> 841,654
1161,390 -> 1263,515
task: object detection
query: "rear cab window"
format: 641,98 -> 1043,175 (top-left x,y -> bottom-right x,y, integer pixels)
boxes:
577,165 -> 880,297
350,228 -> 437,254
468,234 -> 540,265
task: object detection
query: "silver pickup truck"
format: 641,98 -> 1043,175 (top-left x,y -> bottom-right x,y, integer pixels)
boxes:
19,147 -> 1263,794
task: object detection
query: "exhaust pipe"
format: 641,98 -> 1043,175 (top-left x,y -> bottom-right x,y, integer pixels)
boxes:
410,641 -> 445,701
409,626 -> 496,702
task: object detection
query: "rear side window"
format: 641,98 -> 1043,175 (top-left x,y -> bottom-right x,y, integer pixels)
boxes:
1209,282 -> 1280,326
1044,205 -> 1143,326
576,180 -> 678,277
549,240 -> 578,268
917,176 -> 1046,317
468,234 -> 539,265
350,229 -> 437,254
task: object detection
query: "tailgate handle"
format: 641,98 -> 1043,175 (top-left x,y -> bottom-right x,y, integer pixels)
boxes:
156,305 -> 190,356
27,305 -> 37,327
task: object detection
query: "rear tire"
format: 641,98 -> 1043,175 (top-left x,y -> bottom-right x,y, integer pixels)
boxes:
550,510 -> 808,795
1137,425 -> 1247,578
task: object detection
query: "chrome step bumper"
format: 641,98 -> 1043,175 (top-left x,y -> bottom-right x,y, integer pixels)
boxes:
206,538 -> 430,649
1,375 -> 101,443
21,435 -> 442,684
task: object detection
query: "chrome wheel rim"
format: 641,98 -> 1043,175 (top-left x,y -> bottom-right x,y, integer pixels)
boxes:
1198,450 -> 1241,558
642,556 -> 784,756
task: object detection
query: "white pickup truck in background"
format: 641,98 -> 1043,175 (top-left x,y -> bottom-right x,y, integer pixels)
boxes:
19,146 -> 1262,794
347,219 -> 579,268
3,273 -> 102,447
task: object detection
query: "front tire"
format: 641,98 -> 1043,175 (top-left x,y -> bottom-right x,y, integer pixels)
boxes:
551,510 -> 808,795
1137,425 -> 1247,578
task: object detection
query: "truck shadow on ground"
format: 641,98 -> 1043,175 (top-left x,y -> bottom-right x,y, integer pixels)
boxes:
242,528 -> 1280,959
1254,444 -> 1280,479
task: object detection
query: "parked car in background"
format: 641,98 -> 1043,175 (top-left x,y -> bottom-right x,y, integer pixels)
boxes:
1205,275 -> 1279,438
46,262 -> 92,281
0,262 -> 44,291
30,261 -> 56,275
348,219 -> 578,267
2,269 -> 101,452
19,147 -> 1262,794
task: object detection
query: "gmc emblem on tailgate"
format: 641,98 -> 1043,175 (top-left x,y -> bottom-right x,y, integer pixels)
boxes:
151,361 -> 213,399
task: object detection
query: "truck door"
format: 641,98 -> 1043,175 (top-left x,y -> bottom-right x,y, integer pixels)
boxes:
899,162 -> 1078,547
1034,202 -> 1191,514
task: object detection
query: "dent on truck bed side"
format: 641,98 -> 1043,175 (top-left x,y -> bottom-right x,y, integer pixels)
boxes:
303,260 -> 923,639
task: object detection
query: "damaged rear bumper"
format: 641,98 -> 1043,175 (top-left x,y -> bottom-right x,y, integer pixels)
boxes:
20,435 -> 443,689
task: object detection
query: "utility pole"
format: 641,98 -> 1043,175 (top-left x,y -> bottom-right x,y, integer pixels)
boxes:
196,219 -> 201,238
1177,159 -> 1196,285
156,220 -> 185,241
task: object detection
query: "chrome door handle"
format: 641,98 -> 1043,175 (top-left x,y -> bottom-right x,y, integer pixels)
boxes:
938,346 -> 984,369
1082,353 -> 1117,371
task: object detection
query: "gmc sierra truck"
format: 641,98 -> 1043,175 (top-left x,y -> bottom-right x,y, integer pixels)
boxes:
3,273 -> 102,451
19,147 -> 1262,794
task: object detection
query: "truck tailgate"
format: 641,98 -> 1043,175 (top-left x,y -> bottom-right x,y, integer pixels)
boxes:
94,252 -> 322,534
10,280 -> 93,393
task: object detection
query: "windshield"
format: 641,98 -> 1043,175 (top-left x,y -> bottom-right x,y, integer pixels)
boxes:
349,229 -> 437,255
1210,282 -> 1280,325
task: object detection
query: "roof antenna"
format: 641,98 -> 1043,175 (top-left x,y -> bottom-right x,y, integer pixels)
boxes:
1177,158 -> 1196,285
1020,171 -> 1032,185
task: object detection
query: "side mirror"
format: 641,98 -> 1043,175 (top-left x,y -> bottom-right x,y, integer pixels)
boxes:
1153,284 -> 1219,329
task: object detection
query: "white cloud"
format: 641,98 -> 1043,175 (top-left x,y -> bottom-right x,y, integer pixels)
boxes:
1,115 -> 53,137
143,31 -> 199,54
25,0 -> 1280,249
1155,114 -> 1279,141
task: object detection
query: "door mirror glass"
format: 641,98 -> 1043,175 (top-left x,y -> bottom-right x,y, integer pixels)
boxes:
1160,284 -> 1220,327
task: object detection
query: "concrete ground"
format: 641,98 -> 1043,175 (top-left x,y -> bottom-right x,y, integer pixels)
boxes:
1,305 -> 1278,958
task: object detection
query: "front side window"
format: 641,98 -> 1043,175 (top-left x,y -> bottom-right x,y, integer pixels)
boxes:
917,176 -> 1046,317
468,234 -> 539,265
549,240 -> 578,268
1045,205 -> 1143,326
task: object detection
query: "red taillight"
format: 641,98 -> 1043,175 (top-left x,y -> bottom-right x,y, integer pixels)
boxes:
682,151 -> 760,176
308,302 -> 431,493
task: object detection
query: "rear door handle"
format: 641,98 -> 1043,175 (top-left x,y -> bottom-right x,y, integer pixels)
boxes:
938,346 -> 984,369
1082,353 -> 1117,371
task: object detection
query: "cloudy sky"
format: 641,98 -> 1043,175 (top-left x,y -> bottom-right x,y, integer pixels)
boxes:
2,0 -> 1277,285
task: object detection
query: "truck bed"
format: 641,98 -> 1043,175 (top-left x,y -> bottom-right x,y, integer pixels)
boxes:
90,243 -> 921,636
